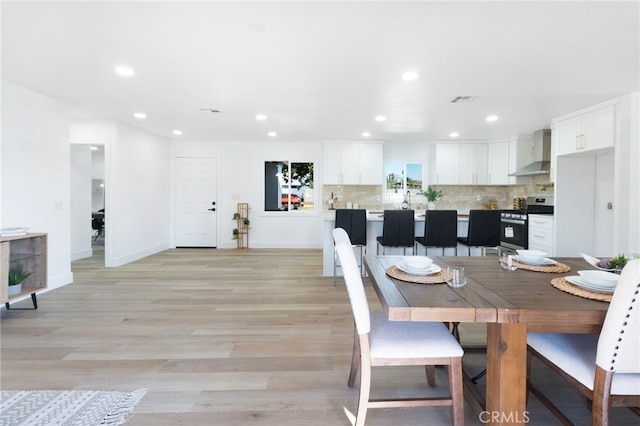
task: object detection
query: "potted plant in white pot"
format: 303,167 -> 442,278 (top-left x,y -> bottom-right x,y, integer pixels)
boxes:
8,264 -> 32,296
420,186 -> 443,210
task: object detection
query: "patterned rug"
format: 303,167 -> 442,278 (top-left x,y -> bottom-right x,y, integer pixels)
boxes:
0,389 -> 147,426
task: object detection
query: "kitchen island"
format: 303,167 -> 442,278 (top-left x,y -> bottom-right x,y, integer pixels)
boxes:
323,210 -> 470,276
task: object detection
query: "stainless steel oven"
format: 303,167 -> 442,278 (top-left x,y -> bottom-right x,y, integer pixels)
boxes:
500,196 -> 554,252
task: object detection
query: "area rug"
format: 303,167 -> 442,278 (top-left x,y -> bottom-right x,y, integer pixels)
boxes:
0,389 -> 147,426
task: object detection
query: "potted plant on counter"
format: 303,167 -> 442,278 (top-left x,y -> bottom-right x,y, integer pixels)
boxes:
419,186 -> 443,210
8,264 -> 32,296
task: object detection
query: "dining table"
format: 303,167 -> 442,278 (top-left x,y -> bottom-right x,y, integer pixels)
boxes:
363,255 -> 611,426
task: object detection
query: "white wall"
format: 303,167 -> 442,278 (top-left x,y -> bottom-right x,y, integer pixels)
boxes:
1,81 -> 73,289
170,141 -> 324,249
70,144 -> 93,260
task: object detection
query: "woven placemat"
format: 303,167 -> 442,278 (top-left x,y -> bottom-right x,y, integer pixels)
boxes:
510,259 -> 571,273
551,277 -> 612,302
385,265 -> 447,284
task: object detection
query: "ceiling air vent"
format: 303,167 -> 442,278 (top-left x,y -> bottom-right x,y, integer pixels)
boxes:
450,96 -> 478,103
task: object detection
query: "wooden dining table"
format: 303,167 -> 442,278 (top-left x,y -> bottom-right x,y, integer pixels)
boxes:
364,255 -> 610,426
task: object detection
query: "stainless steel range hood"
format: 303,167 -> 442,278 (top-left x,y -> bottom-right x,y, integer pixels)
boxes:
509,129 -> 551,176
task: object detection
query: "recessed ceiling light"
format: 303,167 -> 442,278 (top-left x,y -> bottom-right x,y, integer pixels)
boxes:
402,71 -> 418,81
362,132 -> 371,137
172,130 -> 183,136
115,66 -> 135,76
449,132 -> 459,138
268,131 -> 277,137
256,114 -> 267,121
133,112 -> 147,119
375,115 -> 386,122
486,115 -> 499,122
90,146 -> 99,151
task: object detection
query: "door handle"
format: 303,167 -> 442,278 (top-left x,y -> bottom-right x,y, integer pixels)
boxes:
208,208 -> 216,211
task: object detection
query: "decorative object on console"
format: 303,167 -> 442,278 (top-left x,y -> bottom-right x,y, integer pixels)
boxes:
8,264 -> 32,296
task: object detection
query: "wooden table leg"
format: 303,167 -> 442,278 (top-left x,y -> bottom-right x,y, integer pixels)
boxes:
485,323 -> 529,425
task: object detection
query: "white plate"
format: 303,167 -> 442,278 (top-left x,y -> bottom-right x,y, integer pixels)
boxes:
565,276 -> 615,294
516,249 -> 547,262
396,262 -> 441,276
577,270 -> 619,288
515,256 -> 557,266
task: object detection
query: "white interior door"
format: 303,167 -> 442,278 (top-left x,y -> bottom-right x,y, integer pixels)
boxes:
176,157 -> 217,247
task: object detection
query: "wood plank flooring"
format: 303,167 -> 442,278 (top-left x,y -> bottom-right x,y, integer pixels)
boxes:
1,249 -> 638,425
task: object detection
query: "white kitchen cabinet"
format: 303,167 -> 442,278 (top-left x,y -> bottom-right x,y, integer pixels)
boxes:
460,144 -> 487,184
434,143 -> 461,184
488,141 -> 510,185
554,104 -> 615,156
323,141 -> 383,185
528,214 -> 554,255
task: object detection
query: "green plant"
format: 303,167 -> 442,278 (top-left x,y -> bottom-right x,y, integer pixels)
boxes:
420,186 -> 443,202
8,264 -> 32,286
243,218 -> 250,226
232,228 -> 239,239
232,213 -> 241,220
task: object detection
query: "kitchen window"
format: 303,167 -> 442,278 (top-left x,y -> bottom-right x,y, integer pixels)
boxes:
385,162 -> 423,205
264,161 -> 315,212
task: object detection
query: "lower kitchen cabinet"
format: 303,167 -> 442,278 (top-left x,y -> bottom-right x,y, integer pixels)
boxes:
528,215 -> 554,255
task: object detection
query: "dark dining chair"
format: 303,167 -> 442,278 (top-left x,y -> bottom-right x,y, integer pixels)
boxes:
91,217 -> 104,241
334,209 -> 367,284
415,210 -> 458,256
376,210 -> 415,255
457,210 -> 500,256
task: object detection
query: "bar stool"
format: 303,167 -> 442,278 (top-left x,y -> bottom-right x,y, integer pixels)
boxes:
376,210 -> 415,255
334,209 -> 367,284
415,210 -> 458,256
457,209 -> 501,256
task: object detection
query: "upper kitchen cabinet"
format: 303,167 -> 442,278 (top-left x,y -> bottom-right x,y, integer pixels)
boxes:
323,141 -> 383,185
460,144 -> 488,184
434,142 -> 489,185
488,141 -> 510,185
434,143 -> 460,184
553,102 -> 615,157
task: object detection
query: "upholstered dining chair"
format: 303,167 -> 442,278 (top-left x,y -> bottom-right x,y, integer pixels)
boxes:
376,209 -> 415,255
333,227 -> 465,426
415,210 -> 458,256
527,259 -> 640,426
334,209 -> 367,284
457,209 -> 500,256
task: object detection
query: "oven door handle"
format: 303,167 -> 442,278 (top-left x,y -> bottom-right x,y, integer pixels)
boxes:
502,218 -> 526,225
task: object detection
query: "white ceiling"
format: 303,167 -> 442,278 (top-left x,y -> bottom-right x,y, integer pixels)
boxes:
2,1 -> 638,143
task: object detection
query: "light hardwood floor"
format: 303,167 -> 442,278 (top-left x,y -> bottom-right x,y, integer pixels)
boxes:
1,249 -> 638,425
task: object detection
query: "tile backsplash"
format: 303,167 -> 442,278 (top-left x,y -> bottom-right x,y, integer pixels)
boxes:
324,175 -> 553,212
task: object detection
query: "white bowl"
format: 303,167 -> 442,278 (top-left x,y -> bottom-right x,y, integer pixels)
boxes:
577,270 -> 620,288
516,249 -> 547,261
402,256 -> 433,270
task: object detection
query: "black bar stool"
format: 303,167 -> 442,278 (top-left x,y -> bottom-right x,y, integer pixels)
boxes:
334,209 -> 367,284
415,210 -> 458,256
376,210 -> 415,255
457,209 -> 501,256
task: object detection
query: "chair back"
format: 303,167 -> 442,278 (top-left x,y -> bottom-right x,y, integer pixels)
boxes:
333,228 -> 370,335
335,209 -> 367,246
380,210 -> 415,247
92,218 -> 104,230
466,210 -> 500,247
596,259 -> 640,373
423,210 -> 458,248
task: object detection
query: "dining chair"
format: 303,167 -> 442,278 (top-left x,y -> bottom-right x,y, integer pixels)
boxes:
334,209 -> 367,284
527,259 -> 640,426
415,210 -> 458,256
333,227 -> 465,426
456,210 -> 500,256
376,209 -> 415,255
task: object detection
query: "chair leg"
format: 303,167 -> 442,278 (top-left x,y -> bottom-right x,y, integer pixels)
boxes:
348,327 -> 360,388
333,247 -> 338,286
449,358 -> 465,426
355,344 -> 372,426
592,366 -> 613,426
